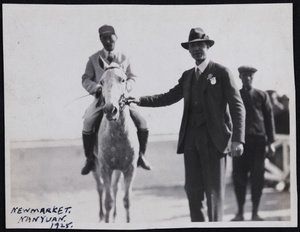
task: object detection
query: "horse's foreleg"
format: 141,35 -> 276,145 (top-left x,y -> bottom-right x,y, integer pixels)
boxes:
102,169 -> 113,223
93,170 -> 104,222
122,166 -> 136,223
111,170 -> 122,222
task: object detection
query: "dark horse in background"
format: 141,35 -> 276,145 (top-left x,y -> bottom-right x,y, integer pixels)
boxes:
92,59 -> 139,223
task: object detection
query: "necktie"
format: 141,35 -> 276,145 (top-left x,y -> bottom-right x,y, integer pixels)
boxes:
195,68 -> 201,81
107,52 -> 114,63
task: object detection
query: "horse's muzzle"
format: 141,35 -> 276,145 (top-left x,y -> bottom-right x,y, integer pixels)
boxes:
104,105 -> 118,121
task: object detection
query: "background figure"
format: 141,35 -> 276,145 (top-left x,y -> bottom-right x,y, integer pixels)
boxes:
81,25 -> 151,175
265,91 -> 289,190
231,66 -> 276,221
275,94 -> 289,134
266,91 -> 290,135
266,90 -> 284,117
128,27 -> 245,222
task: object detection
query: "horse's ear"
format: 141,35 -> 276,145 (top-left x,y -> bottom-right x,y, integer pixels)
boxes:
98,57 -> 120,71
98,56 -> 109,70
107,62 -> 121,70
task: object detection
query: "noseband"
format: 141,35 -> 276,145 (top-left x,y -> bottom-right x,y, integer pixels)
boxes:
118,94 -> 127,112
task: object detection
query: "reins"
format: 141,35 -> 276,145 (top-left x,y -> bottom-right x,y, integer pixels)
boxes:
64,65 -> 131,109
118,94 -> 128,112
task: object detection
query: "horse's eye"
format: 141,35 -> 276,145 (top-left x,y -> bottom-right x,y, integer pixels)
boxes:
100,80 -> 104,85
122,79 -> 125,83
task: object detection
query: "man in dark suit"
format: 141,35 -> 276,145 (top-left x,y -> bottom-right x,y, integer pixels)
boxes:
231,66 -> 276,221
127,27 -> 246,222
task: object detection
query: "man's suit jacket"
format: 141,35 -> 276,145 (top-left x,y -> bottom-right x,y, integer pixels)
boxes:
139,60 -> 246,155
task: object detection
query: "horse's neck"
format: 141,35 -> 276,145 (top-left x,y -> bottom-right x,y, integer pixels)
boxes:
113,111 -> 129,133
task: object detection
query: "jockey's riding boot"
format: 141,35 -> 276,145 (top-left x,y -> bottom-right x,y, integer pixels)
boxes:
137,129 -> 152,170
81,133 -> 95,175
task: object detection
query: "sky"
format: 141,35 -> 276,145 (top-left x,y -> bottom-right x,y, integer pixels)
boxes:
3,4 -> 294,141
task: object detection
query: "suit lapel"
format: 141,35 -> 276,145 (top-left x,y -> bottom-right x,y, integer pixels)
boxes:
202,61 -> 214,94
184,68 -> 194,106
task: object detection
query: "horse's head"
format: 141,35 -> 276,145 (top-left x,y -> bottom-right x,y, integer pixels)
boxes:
98,62 -> 127,121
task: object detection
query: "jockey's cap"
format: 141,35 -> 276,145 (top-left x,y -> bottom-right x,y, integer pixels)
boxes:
99,25 -> 116,36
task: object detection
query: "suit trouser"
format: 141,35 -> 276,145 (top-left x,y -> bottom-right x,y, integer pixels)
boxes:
83,98 -> 147,133
183,123 -> 226,222
232,135 -> 266,214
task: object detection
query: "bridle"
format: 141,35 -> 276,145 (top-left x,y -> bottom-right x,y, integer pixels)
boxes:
101,65 -> 129,113
118,94 -> 127,112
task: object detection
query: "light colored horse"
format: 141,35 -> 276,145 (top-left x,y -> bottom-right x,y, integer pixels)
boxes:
92,61 -> 138,223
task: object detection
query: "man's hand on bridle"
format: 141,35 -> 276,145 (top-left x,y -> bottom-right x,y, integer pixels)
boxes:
125,97 -> 140,105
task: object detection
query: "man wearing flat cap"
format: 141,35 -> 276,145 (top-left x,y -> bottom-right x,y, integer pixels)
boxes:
231,66 -> 276,221
128,27 -> 245,221
80,24 -> 152,175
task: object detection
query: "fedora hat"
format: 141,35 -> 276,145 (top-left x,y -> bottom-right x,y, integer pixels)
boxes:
181,27 -> 215,49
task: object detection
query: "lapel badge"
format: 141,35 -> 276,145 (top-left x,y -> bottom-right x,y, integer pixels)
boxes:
207,74 -> 217,85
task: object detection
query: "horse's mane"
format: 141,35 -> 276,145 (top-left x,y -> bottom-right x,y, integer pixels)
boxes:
105,63 -> 120,71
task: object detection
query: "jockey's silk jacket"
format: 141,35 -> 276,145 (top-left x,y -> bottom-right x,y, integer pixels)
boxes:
82,49 -> 136,96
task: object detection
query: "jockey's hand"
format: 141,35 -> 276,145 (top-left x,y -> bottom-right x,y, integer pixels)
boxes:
126,97 -> 140,105
95,86 -> 102,98
229,142 -> 244,157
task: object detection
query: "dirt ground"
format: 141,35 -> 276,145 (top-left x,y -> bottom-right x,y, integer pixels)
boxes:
6,140 -> 293,229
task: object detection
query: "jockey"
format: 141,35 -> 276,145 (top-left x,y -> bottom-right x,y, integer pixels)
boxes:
81,25 -> 152,175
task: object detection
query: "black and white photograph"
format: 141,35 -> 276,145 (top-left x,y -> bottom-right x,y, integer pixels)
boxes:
3,3 -> 297,229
